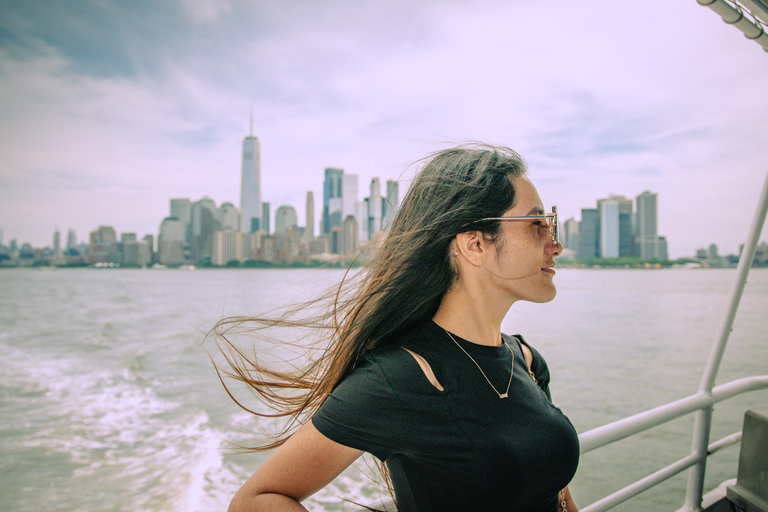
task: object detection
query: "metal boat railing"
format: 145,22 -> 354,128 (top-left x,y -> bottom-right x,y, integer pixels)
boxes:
578,168 -> 768,512
579,377 -> 768,512
572,4 -> 768,510
698,0 -> 768,52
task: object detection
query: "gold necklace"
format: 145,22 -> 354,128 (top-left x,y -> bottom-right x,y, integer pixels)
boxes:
443,328 -> 514,399
446,328 -> 566,510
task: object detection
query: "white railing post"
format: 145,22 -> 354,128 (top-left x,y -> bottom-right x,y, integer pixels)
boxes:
681,169 -> 768,511
683,406 -> 714,510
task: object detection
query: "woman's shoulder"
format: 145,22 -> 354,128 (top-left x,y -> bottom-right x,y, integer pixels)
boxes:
398,319 -> 452,352
503,333 -> 545,361
363,321 -> 444,358
355,322 -> 449,388
503,333 -> 552,388
359,344 -> 412,375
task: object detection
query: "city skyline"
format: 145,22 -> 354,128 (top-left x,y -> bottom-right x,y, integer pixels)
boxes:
562,190 -> 669,262
1,1 -> 768,257
0,119 -> 760,262
142,142 -> 402,266
0,138 -> 763,260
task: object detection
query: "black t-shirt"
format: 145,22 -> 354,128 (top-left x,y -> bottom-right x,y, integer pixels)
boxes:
312,321 -> 579,512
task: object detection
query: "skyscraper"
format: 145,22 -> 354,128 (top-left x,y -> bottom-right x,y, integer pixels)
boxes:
191,197 -> 217,262
597,194 -> 633,258
323,168 -> 343,234
53,228 -> 60,254
563,217 -> 580,253
341,215 -> 359,255
383,180 -> 399,229
170,198 -> 192,245
636,191 -> 666,260
143,234 -> 154,261
579,208 -> 599,260
636,191 -> 657,238
240,117 -> 262,233
342,173 -> 358,219
305,192 -> 314,242
66,229 -> 77,251
355,201 -> 368,242
275,205 -> 298,233
599,200 -> 620,258
368,178 -> 382,237
158,217 -> 185,265
262,202 -> 271,234
217,202 -> 240,231
330,226 -> 341,254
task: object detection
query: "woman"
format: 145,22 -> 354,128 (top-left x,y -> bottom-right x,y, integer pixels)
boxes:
217,144 -> 579,512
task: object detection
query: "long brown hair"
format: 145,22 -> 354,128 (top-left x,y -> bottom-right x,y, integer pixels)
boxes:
208,143 -> 526,455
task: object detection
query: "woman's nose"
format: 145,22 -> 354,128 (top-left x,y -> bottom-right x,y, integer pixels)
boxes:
548,239 -> 563,257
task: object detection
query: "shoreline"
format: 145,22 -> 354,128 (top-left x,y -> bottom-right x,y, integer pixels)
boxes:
2,262 -> 763,270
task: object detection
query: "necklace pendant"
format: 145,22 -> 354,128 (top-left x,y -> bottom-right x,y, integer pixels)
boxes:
499,393 -> 508,399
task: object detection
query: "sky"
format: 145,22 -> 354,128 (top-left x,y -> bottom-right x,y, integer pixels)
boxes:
0,0 -> 767,258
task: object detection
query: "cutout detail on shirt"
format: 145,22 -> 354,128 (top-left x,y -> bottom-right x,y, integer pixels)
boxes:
401,347 -> 445,391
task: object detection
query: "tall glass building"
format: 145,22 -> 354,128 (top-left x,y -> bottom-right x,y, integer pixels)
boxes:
598,194 -> 633,258
636,190 -> 667,260
579,208 -> 599,259
240,124 -> 262,233
636,191 -> 658,238
323,168 -> 344,234
599,200 -> 620,259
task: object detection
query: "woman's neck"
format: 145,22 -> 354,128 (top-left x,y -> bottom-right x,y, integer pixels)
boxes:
432,281 -> 514,347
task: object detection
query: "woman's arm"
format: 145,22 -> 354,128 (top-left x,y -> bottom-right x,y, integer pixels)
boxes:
229,421 -> 364,512
561,486 -> 578,512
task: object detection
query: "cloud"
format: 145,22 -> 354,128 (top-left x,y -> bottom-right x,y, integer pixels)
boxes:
179,0 -> 233,24
0,0 -> 767,256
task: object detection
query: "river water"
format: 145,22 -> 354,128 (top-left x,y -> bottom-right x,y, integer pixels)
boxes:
1,267 -> 766,511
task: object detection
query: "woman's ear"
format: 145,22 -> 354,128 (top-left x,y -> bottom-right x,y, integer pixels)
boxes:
454,231 -> 485,267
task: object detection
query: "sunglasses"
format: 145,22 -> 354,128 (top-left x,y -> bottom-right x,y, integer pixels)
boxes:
476,206 -> 559,245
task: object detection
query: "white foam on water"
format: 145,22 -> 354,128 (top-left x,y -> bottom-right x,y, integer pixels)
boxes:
1,339 -> 234,511
162,411 -> 242,512
23,364 -> 176,461
214,409 -> 388,511
2,325 -> 382,512
307,458 -> 389,512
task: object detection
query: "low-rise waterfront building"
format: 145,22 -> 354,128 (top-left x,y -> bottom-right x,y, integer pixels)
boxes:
88,226 -> 118,263
123,240 -> 151,266
211,230 -> 261,265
